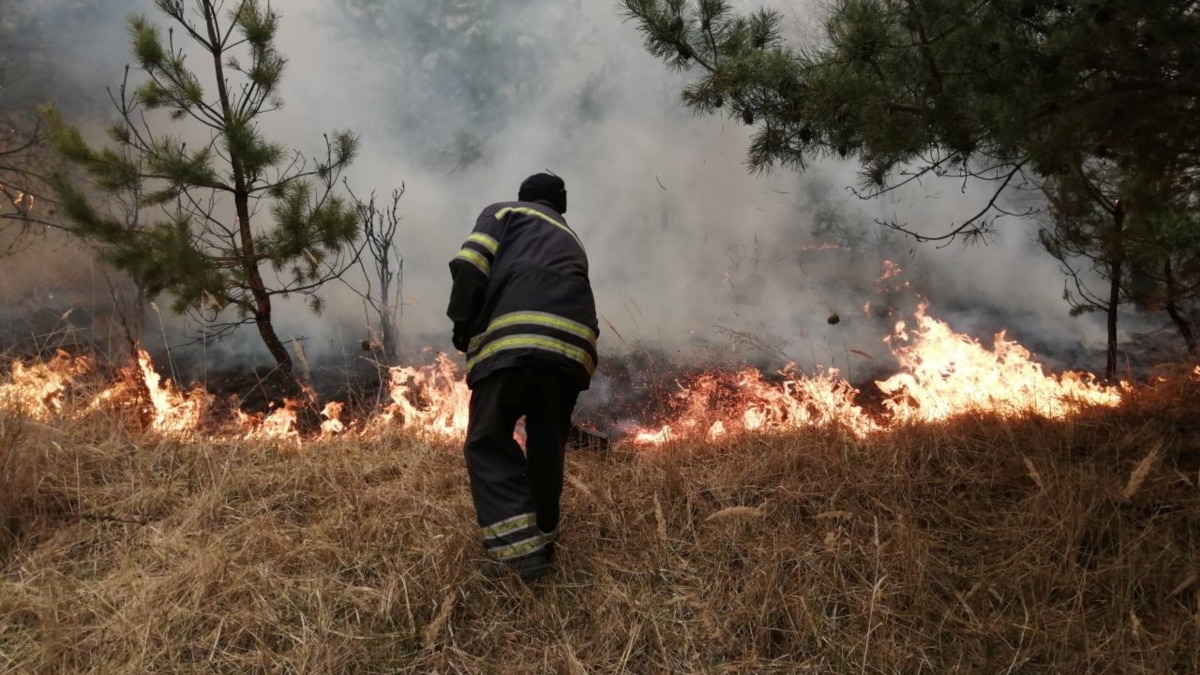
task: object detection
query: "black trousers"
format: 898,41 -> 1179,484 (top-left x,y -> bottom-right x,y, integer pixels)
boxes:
463,365 -> 581,561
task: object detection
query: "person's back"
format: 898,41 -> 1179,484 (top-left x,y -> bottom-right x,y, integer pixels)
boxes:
446,173 -> 599,580
449,196 -> 598,389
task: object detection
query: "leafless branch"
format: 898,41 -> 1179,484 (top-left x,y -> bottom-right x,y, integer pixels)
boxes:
876,160 -> 1030,246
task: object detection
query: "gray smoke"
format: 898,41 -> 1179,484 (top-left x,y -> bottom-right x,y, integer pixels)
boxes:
3,0 -> 1141,379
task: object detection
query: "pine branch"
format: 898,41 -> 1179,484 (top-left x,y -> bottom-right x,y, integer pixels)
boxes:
877,160 -> 1030,244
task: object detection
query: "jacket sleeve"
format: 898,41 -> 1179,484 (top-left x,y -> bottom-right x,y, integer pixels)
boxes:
446,210 -> 506,346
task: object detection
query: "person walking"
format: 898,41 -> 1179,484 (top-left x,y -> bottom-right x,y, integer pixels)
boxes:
446,172 -> 599,580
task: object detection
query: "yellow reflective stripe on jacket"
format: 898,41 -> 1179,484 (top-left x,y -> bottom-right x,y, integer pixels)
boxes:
495,207 -> 584,252
467,334 -> 596,374
454,248 -> 491,276
480,513 -> 536,541
467,232 -> 499,255
483,311 -> 597,343
468,311 -> 597,352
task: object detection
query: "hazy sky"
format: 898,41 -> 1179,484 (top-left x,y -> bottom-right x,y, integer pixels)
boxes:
11,0 -> 1126,376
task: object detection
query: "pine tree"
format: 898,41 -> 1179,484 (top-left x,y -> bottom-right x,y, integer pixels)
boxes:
45,0 -> 361,374
623,0 -> 1200,378
1043,161 -> 1200,357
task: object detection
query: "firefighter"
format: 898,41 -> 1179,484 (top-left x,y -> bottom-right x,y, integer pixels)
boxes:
446,172 -> 599,580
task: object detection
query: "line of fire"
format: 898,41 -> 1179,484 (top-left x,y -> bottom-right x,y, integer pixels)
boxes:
5,258 -> 1187,450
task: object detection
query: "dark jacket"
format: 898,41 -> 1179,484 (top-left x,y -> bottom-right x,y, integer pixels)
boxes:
447,199 -> 599,390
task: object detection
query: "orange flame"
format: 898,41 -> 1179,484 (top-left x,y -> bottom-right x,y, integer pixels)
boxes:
238,399 -> 301,443
320,401 -> 346,437
624,303 -> 1123,445
0,350 -> 91,418
0,300 -> 1139,447
798,242 -> 842,253
377,352 -> 470,438
878,260 -> 903,284
136,348 -> 211,433
877,304 -> 1122,423
0,183 -> 35,212
630,365 -> 878,443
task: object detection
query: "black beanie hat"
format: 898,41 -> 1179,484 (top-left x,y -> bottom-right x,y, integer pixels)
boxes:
518,172 -> 567,214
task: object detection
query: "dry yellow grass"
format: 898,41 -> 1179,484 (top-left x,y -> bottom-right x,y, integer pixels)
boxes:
0,375 -> 1198,674
1,408 -> 32,558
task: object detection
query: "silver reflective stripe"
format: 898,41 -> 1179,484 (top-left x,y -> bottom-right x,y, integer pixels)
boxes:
480,513 -> 536,541
489,530 -> 556,561
495,206 -> 585,253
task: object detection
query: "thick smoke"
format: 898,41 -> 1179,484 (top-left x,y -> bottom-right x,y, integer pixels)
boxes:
4,0 -> 1137,380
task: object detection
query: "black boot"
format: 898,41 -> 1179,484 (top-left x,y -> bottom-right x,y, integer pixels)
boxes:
512,547 -> 553,581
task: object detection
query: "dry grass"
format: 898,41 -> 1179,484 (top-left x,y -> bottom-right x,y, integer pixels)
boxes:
1,378 -> 1198,673
0,406 -> 38,559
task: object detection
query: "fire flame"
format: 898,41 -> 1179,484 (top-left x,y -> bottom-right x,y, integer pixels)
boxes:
0,303 -> 1160,446
376,352 -> 470,438
623,304 -> 1127,444
0,183 -> 35,213
235,399 -> 301,443
320,401 -> 346,437
631,365 -> 877,443
798,242 -> 842,253
0,350 -> 91,418
136,348 -> 211,433
877,305 -> 1123,423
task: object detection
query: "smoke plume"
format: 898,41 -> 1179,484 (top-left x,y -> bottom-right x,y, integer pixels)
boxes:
3,0 -> 1137,382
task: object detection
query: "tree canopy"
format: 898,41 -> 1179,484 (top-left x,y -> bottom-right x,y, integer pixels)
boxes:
623,0 -> 1200,376
46,0 -> 363,374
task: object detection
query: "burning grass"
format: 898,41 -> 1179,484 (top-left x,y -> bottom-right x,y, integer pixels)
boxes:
0,299 -> 1137,447
1,375 -> 1197,673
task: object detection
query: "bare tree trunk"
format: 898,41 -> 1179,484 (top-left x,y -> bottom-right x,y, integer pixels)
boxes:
1163,259 -> 1197,355
203,1 -> 291,374
1105,206 -> 1125,381
1106,260 -> 1121,380
237,188 -> 291,372
379,321 -> 399,362
379,258 -> 402,362
357,188 -> 404,364
379,300 -> 398,363
127,280 -> 149,355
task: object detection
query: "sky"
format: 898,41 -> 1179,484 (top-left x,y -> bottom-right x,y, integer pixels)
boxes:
5,0 -> 1131,379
